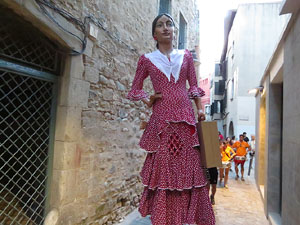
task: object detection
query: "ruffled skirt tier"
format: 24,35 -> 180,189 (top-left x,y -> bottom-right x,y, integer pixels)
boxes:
138,122 -> 215,225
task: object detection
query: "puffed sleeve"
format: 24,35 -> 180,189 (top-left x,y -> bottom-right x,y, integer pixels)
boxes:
127,55 -> 149,101
186,50 -> 205,99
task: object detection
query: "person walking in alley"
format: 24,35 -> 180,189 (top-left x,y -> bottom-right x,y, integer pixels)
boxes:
127,13 -> 215,225
249,135 -> 255,154
231,135 -> 236,145
207,167 -> 218,205
219,141 -> 236,188
227,137 -> 235,172
243,132 -> 249,142
232,134 -> 251,181
218,131 -> 224,140
225,137 -> 231,145
248,135 -> 256,175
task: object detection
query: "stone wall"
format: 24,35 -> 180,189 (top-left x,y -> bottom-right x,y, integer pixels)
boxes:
1,0 -> 200,224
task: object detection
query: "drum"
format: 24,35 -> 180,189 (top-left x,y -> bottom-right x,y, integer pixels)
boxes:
235,156 -> 246,161
220,161 -> 231,168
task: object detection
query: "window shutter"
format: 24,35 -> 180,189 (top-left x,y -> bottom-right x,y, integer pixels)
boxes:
159,0 -> 170,14
178,14 -> 187,49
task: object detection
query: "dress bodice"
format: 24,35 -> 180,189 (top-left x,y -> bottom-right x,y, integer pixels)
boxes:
127,49 -> 205,152
128,49 -> 204,120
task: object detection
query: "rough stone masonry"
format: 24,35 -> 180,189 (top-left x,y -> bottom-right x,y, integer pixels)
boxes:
0,0 -> 200,224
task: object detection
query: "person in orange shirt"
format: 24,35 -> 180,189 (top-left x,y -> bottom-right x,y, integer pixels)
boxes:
219,141 -> 236,188
226,137 -> 235,172
232,134 -> 251,181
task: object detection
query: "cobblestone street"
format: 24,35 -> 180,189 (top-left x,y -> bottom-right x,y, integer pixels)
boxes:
212,161 -> 268,225
119,160 -> 269,225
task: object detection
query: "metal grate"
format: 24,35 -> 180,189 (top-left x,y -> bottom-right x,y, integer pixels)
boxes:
0,6 -> 61,75
0,70 -> 54,225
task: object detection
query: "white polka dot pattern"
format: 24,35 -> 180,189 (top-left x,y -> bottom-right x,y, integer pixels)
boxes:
141,123 -> 207,191
127,50 -> 215,225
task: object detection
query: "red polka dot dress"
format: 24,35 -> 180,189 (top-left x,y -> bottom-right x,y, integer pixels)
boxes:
127,49 -> 215,225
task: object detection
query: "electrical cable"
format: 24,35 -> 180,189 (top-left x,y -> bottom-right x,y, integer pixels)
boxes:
35,0 -> 87,55
34,0 -> 137,56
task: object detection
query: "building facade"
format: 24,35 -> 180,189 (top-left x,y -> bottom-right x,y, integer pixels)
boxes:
199,76 -> 210,114
0,0 -> 200,224
214,3 -> 289,139
254,1 -> 300,224
208,63 -> 226,132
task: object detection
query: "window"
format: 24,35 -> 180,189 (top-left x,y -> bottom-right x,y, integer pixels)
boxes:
221,60 -> 228,79
205,105 -> 211,115
215,64 -> 221,76
231,78 -> 235,100
0,6 -> 62,224
159,0 -> 171,14
178,13 -> 187,49
219,80 -> 225,94
217,101 -> 221,113
215,81 -> 220,95
230,68 -> 238,100
214,80 -> 225,96
211,100 -> 221,114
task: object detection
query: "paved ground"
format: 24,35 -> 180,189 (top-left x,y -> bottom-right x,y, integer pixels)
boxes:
213,160 -> 268,225
119,159 -> 269,225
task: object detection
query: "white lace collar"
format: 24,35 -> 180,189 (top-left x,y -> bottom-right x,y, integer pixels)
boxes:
145,49 -> 185,83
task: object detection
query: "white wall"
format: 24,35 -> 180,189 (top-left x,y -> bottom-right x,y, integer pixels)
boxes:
225,3 -> 289,139
236,96 -> 256,136
234,3 -> 289,96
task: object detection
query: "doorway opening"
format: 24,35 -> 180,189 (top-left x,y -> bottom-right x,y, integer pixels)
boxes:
0,6 -> 62,224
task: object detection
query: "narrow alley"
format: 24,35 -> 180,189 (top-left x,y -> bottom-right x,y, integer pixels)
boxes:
119,161 -> 268,225
2,1 -> 300,224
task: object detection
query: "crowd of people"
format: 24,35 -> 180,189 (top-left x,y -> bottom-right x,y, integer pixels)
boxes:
207,132 -> 256,205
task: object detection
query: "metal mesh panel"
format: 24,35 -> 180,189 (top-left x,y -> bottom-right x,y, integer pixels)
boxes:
0,6 -> 61,75
0,70 -> 54,225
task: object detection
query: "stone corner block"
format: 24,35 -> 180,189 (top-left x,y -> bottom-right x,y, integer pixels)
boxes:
53,141 -> 77,170
84,66 -> 99,83
55,106 -> 82,142
68,78 -> 90,108
69,55 -> 84,79
83,38 -> 94,58
50,169 -> 77,206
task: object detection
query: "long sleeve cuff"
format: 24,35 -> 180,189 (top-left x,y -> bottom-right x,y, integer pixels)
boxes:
127,89 -> 148,101
188,86 -> 205,99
